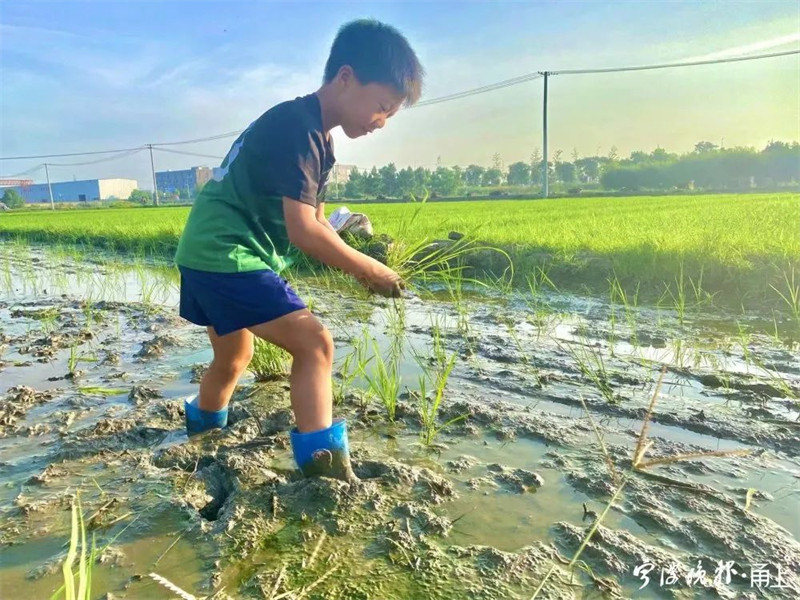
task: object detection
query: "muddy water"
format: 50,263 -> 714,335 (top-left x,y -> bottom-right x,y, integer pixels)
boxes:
1,245 -> 798,599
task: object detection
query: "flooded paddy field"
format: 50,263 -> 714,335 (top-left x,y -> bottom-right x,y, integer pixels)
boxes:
1,244 -> 798,599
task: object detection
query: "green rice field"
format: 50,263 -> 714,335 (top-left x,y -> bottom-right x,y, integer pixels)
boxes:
1,192 -> 798,311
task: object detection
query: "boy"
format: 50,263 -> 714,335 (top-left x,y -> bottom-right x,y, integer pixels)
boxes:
173,19 -> 425,482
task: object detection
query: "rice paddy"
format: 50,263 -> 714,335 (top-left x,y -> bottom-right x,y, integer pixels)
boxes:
1,192 -> 797,312
1,190 -> 799,598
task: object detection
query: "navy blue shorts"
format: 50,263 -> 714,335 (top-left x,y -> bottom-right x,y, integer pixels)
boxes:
178,265 -> 307,337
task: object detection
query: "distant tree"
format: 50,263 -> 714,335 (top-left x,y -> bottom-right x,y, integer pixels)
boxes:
464,164 -> 485,186
344,167 -> 365,198
430,166 -> 461,197
575,157 -> 600,183
2,188 -> 24,209
379,163 -> 399,197
506,161 -> 531,185
694,141 -> 718,154
482,167 -> 503,186
128,189 -> 152,204
555,161 -> 576,183
650,147 -> 674,162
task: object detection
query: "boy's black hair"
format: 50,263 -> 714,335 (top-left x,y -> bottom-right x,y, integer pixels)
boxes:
323,19 -> 424,107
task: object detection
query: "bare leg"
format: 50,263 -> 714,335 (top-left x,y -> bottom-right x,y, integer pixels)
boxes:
198,326 -> 254,412
247,308 -> 334,432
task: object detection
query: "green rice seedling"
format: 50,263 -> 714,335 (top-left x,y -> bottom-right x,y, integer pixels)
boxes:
671,338 -> 689,370
736,321 -> 753,369
333,328 -> 371,405
415,350 -> 466,446
523,265 -> 558,313
498,314 -> 544,386
609,274 -> 640,350
54,492 -> 97,600
607,293 -> 619,357
688,264 -> 716,308
664,261 -> 688,325
770,265 -> 800,335
39,310 -> 59,334
560,339 -> 620,404
67,345 -> 79,379
429,312 -> 449,372
385,292 -> 407,360
248,337 -> 291,382
359,338 -> 401,422
382,190 -> 513,297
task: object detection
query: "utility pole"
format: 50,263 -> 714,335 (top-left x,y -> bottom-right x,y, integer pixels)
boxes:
541,71 -> 549,198
44,163 -> 55,210
148,144 -> 159,206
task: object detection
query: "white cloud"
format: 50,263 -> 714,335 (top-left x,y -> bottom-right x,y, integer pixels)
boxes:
685,32 -> 800,61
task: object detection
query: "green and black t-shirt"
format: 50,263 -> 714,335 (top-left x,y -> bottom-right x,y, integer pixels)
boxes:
174,92 -> 336,273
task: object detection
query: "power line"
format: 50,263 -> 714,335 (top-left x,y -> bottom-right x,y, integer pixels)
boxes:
413,72 -> 544,107
1,48 -> 796,161
412,49 -> 799,107
150,130 -> 242,146
47,148 -> 145,167
0,163 -> 45,178
152,147 -> 225,160
1,146 -> 146,161
550,48 -> 800,75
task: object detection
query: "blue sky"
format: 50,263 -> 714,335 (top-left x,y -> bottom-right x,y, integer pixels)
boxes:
1,0 -> 798,189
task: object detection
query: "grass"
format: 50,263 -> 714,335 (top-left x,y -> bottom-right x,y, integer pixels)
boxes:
360,338 -> 402,422
333,326 -> 371,405
560,337 -> 621,405
414,350 -> 466,446
249,337 -> 291,382
2,192 -> 797,312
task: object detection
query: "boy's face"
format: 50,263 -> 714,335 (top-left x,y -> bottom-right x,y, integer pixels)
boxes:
336,67 -> 405,139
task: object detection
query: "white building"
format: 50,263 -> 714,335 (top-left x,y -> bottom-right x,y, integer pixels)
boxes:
331,164 -> 356,185
7,178 -> 138,204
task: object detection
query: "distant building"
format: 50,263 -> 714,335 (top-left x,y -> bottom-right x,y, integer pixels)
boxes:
7,178 -> 138,204
156,166 -> 213,195
331,164 -> 356,185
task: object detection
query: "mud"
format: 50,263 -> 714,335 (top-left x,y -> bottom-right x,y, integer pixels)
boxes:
1,245 -> 798,598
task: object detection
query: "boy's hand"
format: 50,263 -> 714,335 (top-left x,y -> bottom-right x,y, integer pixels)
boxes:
357,260 -> 405,298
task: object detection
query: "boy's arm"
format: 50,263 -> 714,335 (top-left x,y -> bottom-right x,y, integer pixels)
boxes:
285,198 -> 370,277
315,201 -> 339,234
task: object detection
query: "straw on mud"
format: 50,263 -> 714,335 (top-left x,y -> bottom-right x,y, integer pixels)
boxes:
272,562 -> 341,600
154,525 -> 195,567
148,572 -> 199,600
744,487 -> 757,512
304,531 -> 327,569
632,367 -> 665,468
84,497 -> 117,526
272,493 -> 279,521
387,537 -> 415,570
266,563 -> 287,600
636,448 -> 751,469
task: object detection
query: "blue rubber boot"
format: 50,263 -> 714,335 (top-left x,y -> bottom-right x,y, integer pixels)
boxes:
184,394 -> 228,437
290,418 -> 359,482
